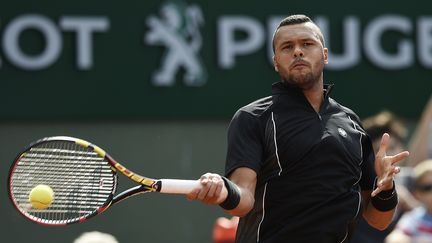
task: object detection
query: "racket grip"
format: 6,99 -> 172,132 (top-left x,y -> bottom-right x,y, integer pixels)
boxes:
159,179 -> 201,194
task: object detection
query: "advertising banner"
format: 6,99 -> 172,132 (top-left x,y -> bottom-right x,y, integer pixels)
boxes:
1,0 -> 430,119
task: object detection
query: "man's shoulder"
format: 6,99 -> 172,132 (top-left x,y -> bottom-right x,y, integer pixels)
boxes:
228,96 -> 272,136
237,96 -> 273,117
329,98 -> 361,120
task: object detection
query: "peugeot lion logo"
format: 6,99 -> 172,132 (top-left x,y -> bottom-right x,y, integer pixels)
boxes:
145,1 -> 207,87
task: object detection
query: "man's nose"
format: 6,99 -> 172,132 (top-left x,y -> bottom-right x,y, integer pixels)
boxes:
293,46 -> 304,57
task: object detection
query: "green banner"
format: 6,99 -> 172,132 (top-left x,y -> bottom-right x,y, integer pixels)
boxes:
0,0 -> 431,119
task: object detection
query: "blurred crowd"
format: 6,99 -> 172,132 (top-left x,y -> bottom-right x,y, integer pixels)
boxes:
213,95 -> 432,243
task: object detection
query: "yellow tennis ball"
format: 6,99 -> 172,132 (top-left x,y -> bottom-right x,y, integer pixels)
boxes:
29,184 -> 54,209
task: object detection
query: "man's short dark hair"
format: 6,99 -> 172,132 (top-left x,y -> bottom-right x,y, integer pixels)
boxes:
272,14 -> 325,53
278,14 -> 313,27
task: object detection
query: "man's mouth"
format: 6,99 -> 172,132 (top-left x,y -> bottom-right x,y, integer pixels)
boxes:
291,59 -> 309,69
292,62 -> 308,69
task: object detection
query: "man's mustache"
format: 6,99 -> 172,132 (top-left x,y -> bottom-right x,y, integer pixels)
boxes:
291,58 -> 310,68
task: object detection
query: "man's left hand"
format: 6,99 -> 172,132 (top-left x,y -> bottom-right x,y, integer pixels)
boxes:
372,133 -> 410,197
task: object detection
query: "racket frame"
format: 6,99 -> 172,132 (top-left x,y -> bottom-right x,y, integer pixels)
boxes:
8,136 -> 161,226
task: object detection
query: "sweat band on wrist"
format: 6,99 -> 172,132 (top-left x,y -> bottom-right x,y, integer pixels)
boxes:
371,177 -> 398,212
219,177 -> 241,210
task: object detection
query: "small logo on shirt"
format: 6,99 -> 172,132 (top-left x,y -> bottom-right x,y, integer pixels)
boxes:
338,128 -> 347,138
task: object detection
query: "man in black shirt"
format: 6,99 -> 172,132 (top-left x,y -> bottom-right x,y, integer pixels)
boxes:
187,14 -> 409,242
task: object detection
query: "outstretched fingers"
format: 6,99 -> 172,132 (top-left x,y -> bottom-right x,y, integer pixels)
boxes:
389,151 -> 410,165
375,133 -> 390,160
372,133 -> 410,197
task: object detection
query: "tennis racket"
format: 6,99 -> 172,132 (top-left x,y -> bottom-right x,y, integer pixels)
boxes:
8,136 -> 205,226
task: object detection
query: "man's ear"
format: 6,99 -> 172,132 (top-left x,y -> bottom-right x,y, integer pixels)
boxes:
323,48 -> 329,64
273,56 -> 279,72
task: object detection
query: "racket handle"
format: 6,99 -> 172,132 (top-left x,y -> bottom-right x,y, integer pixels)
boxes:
159,179 -> 200,194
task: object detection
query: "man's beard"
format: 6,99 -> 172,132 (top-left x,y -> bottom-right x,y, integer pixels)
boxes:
281,56 -> 325,90
283,69 -> 321,90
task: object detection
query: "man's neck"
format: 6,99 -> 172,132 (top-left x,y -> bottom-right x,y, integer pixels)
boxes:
302,80 -> 324,113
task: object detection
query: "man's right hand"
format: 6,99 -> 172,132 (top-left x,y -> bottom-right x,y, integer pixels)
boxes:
187,173 -> 227,204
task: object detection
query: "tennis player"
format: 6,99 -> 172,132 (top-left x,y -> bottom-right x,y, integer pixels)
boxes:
187,14 -> 409,242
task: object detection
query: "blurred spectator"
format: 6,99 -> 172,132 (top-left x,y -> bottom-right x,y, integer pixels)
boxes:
385,159 -> 432,243
362,110 -> 408,157
350,110 -> 419,243
212,216 -> 238,243
73,231 -> 119,243
408,95 -> 432,167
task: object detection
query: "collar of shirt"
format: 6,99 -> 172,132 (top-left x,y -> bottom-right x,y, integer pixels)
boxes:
271,81 -> 334,99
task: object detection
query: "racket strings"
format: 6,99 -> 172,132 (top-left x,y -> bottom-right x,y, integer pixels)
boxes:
10,140 -> 116,224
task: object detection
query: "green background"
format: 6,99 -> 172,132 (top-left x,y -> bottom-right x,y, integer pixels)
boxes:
0,0 -> 431,120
